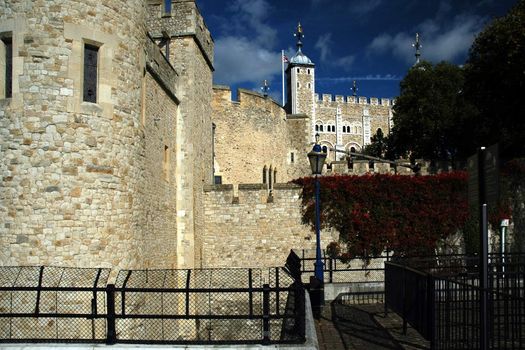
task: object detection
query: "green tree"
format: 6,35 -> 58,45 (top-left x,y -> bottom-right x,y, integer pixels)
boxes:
391,61 -> 474,163
464,0 -> 525,159
363,128 -> 387,158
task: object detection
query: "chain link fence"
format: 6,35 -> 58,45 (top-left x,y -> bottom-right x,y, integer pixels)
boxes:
0,266 -> 110,343
0,261 -> 306,345
110,267 -> 304,344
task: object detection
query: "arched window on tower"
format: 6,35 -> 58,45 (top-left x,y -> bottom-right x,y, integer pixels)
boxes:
274,169 -> 277,184
262,166 -> 267,184
319,124 -> 324,132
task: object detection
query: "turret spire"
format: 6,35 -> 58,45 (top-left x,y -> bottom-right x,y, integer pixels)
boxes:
294,22 -> 304,51
261,80 -> 270,97
413,33 -> 422,65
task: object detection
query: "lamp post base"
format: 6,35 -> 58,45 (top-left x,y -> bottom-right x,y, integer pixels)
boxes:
309,275 -> 325,319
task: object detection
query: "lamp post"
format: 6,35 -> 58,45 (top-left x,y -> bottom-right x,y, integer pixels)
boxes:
307,134 -> 327,282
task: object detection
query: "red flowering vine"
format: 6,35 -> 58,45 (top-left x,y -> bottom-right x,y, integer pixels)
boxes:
294,172 -> 470,258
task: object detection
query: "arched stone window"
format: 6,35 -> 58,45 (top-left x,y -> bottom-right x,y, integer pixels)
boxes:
262,166 -> 267,184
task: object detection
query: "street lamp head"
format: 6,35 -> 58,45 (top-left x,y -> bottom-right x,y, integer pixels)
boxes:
308,135 -> 327,175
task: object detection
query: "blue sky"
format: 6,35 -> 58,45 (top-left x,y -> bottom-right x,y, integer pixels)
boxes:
196,0 -> 517,102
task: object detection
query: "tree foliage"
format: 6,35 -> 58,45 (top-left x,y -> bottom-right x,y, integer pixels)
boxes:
464,0 -> 525,159
390,61 -> 474,163
294,173 -> 469,258
363,128 -> 388,158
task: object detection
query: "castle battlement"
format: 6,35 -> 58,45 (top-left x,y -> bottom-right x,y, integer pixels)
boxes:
212,85 -> 284,111
314,93 -> 393,106
203,183 -> 302,205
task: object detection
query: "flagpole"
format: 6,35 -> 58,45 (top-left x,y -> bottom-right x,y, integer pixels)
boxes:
281,50 -> 285,106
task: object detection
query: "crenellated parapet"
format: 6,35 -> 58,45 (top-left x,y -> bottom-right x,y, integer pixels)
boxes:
314,93 -> 394,107
203,183 -> 302,205
212,85 -> 284,113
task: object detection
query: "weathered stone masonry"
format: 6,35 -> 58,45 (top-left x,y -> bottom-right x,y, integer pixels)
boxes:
202,183 -> 337,269
0,0 -> 214,271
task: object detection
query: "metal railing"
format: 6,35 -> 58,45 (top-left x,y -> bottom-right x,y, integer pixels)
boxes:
385,253 -> 525,349
294,249 -> 390,284
0,263 -> 306,346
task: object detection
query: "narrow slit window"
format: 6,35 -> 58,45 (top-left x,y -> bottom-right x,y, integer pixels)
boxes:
1,37 -> 12,99
163,145 -> 170,181
291,152 -> 294,163
164,0 -> 172,14
83,44 -> 99,103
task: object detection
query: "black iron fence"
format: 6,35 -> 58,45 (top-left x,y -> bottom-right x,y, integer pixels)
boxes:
0,263 -> 305,345
294,249 -> 390,284
385,253 -> 525,349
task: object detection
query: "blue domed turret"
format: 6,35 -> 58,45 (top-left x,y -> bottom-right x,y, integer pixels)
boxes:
289,23 -> 314,66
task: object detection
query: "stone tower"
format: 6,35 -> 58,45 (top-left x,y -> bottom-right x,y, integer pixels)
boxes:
286,23 -> 315,122
0,0 -> 215,271
0,0 -> 152,269
146,0 -> 215,269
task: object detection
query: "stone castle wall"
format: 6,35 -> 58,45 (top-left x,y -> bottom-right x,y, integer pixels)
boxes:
315,94 -> 392,159
161,0 -> 215,269
0,0 -> 150,269
211,86 -> 310,186
0,0 -> 215,271
202,183 -> 338,269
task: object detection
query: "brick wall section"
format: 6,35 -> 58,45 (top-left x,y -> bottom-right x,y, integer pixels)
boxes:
202,183 -> 338,269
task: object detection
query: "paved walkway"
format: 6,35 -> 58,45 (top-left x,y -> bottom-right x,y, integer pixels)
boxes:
315,302 -> 429,350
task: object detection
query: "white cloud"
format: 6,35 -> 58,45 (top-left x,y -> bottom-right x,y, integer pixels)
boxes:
367,14 -> 486,64
212,0 -> 282,87
315,33 -> 333,62
350,0 -> 383,15
213,37 -> 281,86
227,0 -> 277,45
315,33 -> 355,71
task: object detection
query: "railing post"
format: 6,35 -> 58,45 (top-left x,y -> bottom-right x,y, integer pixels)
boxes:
329,258 -> 334,283
384,263 -> 388,316
185,270 -> 191,316
427,273 -> 436,350
295,281 -> 306,342
262,283 -> 270,345
402,266 -> 407,335
248,269 -> 253,317
34,266 -> 44,315
275,267 -> 280,316
106,284 -> 117,345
